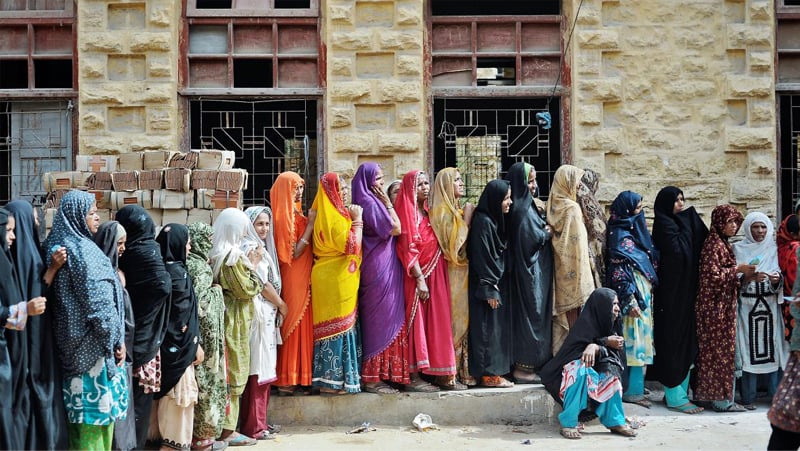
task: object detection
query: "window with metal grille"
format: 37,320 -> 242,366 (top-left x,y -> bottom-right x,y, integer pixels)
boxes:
187,0 -> 317,17
779,95 -> 800,215
189,98 -> 318,209
0,23 -> 74,90
431,0 -> 559,16
433,98 -> 560,206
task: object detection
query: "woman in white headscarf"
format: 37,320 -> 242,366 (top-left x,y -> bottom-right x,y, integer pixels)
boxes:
240,206 -> 286,440
733,212 -> 790,409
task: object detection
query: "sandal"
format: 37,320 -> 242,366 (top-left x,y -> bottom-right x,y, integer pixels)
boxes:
319,388 -> 348,396
276,386 -> 295,397
481,375 -> 514,388
435,376 -> 468,391
741,403 -> 757,411
667,402 -> 704,414
267,423 -> 282,435
252,431 -> 275,441
560,427 -> 582,440
221,433 -> 256,447
405,379 -> 440,393
364,382 -> 400,395
461,376 -> 478,387
609,424 -> 637,437
192,438 -> 228,451
623,396 -> 652,408
712,402 -> 747,413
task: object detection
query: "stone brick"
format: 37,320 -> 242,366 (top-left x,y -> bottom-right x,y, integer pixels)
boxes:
396,56 -> 421,76
730,179 -> 775,202
108,106 -> 146,133
727,24 -> 771,48
81,110 -> 105,131
108,3 -> 146,31
655,106 -> 694,128
579,129 -> 622,152
661,79 -> 717,101
331,31 -> 373,51
129,33 -> 171,53
378,133 -> 420,153
330,57 -> 353,77
108,55 -> 146,81
750,102 -> 773,123
622,79 -> 655,102
379,31 -> 422,50
749,51 -> 772,71
330,108 -> 352,128
356,53 -> 395,78
576,5 -> 601,26
683,1 -> 717,21
140,85 -> 173,104
749,1 -> 771,22
578,79 -> 622,102
699,104 -> 729,123
398,109 -> 419,127
747,151 -> 775,175
627,127 -> 680,150
148,108 -> 173,133
623,27 -> 667,49
81,57 -> 106,79
684,127 -> 723,152
130,136 -> 174,152
81,3 -> 106,31
330,82 -> 372,101
356,104 -> 394,129
80,135 -> 128,155
675,29 -> 717,50
82,86 -> 125,105
148,56 -> 172,78
577,52 -> 601,76
396,6 -> 421,26
682,57 -> 709,73
81,33 -> 124,53
726,127 -> 774,150
329,4 -> 353,25
727,76 -> 772,98
333,133 -> 374,153
578,105 -> 603,126
577,30 -> 619,50
149,3 -> 173,27
355,1 -> 394,27
379,81 -> 421,103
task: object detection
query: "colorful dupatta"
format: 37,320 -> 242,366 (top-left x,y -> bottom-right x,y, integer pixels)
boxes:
310,173 -> 361,341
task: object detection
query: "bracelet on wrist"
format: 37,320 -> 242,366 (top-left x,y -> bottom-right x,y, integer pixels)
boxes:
299,238 -> 310,245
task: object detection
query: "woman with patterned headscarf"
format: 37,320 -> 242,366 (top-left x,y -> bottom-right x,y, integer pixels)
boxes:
606,191 -> 658,408
576,169 -> 607,288
270,171 -> 315,396
42,190 -> 128,450
777,214 -> 799,345
209,208 -> 264,446
506,162 -> 554,384
694,204 -> 754,412
186,222 -> 227,451
396,170 -> 456,392
310,173 -> 363,395
733,212 -> 789,409
240,206 -> 286,439
546,165 -> 594,355
430,167 -> 474,389
352,163 -> 409,394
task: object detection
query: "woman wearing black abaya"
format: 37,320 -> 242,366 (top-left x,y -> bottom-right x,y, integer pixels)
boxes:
648,186 -> 708,414
506,162 -> 554,383
116,205 -> 172,446
468,179 -> 514,388
152,224 -> 201,450
7,200 -> 68,450
94,220 -> 137,451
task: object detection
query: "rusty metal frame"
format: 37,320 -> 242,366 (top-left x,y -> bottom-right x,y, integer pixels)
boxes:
0,0 -> 74,19
186,0 -> 318,18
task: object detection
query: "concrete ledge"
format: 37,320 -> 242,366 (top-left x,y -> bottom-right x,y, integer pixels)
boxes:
269,385 -> 559,426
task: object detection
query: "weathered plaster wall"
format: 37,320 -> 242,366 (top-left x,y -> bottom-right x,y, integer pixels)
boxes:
78,0 -> 180,155
324,0 -> 426,180
569,0 -> 776,219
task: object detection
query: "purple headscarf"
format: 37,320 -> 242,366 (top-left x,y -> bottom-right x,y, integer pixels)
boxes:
351,162 -> 405,359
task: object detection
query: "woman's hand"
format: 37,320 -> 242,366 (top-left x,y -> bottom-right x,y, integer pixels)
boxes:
487,298 -> 500,309
768,272 -> 781,285
115,344 -> 126,367
606,334 -> 624,350
415,277 -> 430,301
26,297 -> 46,316
371,184 -> 392,208
348,204 -> 363,221
248,247 -> 263,267
193,345 -> 205,366
581,343 -> 600,367
50,247 -> 67,270
737,264 -> 756,279
275,298 -> 288,318
628,305 -> 641,318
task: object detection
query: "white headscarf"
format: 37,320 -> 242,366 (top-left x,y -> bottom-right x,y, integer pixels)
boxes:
209,208 -> 254,279
244,206 -> 281,295
733,212 -> 780,274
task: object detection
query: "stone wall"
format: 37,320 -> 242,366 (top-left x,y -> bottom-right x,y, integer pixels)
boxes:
324,0 -> 426,181
78,0 -> 180,156
569,0 -> 777,220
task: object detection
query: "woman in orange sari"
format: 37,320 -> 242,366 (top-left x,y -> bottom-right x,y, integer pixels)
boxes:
270,172 -> 316,396
310,173 -> 363,394
396,170 -> 456,392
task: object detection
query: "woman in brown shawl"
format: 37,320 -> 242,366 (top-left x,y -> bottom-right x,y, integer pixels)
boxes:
576,169 -> 606,289
430,168 -> 475,389
547,165 -> 595,355
694,204 -> 754,412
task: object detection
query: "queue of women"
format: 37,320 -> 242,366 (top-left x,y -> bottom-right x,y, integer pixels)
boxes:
1,161 -> 800,449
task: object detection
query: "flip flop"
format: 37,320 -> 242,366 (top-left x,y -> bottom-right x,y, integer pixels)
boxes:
405,380 -> 440,392
481,376 -> 514,388
667,402 -> 704,414
560,427 -> 582,439
267,423 -> 282,434
712,402 -> 747,413
253,431 -> 275,441
609,425 -> 637,437
623,396 -> 652,408
364,382 -> 400,394
222,433 -> 256,447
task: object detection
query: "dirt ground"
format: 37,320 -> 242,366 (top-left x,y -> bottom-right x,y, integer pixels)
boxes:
254,395 -> 774,450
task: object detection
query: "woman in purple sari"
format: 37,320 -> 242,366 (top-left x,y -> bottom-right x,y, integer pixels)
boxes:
352,162 -> 410,394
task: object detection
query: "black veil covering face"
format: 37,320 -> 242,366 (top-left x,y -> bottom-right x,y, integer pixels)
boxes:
0,207 -> 23,449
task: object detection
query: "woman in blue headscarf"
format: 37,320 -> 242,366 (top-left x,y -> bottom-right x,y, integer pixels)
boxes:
605,191 -> 658,408
42,190 -> 128,450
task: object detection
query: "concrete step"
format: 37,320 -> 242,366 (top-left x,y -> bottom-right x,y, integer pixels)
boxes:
268,384 -> 559,427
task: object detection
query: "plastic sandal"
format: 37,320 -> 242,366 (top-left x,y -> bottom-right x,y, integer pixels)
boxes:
560,427 -> 582,439
667,402 -> 704,414
481,375 -> 514,388
609,425 -> 637,437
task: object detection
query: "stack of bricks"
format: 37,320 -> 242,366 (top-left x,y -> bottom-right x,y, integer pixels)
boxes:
42,150 -> 246,234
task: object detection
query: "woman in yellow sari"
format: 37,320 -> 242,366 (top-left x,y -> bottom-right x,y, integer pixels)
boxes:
430,168 -> 475,389
310,173 -> 364,395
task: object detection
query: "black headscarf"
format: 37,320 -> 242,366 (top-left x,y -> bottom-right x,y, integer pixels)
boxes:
505,162 -> 554,370
467,179 -> 512,377
540,288 -> 624,403
0,207 -> 22,449
155,224 -> 199,396
116,205 -> 172,368
7,200 -> 68,450
647,186 -> 708,387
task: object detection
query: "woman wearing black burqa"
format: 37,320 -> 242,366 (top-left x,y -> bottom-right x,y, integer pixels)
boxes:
648,186 -> 708,414
468,179 -> 515,388
7,200 -> 68,449
116,205 -> 172,447
505,162 -> 554,383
